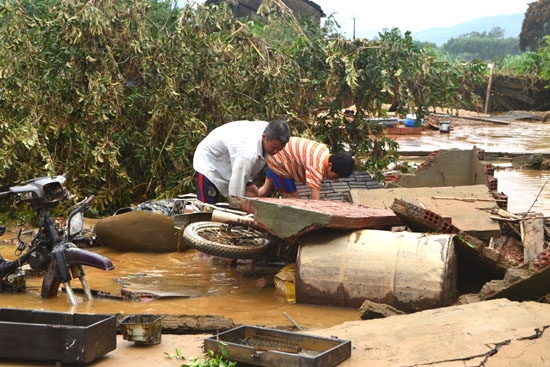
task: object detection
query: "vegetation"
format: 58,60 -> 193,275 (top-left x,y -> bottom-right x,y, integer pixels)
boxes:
520,0 -> 550,52
165,344 -> 237,367
0,0 -> 487,215
441,28 -> 521,62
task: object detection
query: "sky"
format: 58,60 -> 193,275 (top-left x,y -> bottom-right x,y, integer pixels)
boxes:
313,0 -> 532,39
179,1 -> 532,39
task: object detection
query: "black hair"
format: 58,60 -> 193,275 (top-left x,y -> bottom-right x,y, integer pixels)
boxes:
264,119 -> 290,144
329,152 -> 354,178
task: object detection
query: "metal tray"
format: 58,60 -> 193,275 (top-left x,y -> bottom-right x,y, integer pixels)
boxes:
0,308 -> 116,364
120,314 -> 164,345
204,325 -> 351,367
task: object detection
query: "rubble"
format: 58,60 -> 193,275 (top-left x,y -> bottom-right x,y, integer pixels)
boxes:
288,147 -> 549,311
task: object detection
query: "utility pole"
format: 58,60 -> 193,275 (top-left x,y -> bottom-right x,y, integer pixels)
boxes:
352,15 -> 357,39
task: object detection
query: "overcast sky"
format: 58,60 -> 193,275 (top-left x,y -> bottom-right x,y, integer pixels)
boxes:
313,0 -> 532,39
180,1 -> 532,39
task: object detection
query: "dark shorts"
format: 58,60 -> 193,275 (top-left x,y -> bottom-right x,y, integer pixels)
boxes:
196,173 -> 256,204
266,168 -> 297,194
195,172 -> 220,204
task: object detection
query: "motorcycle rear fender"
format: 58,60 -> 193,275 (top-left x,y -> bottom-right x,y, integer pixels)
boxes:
41,247 -> 114,299
64,247 -> 114,271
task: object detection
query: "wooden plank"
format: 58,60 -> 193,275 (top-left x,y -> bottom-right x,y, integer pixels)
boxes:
493,95 -> 517,111
461,115 -> 510,125
521,214 -> 545,263
498,87 -> 535,105
388,127 -> 422,135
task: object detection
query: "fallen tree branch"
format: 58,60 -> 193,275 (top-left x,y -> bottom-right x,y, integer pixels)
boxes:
526,177 -> 550,214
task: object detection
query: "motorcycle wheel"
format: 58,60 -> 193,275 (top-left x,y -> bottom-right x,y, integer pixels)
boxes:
182,221 -> 270,259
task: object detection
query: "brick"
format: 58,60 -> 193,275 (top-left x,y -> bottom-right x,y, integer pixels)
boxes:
487,177 -> 498,191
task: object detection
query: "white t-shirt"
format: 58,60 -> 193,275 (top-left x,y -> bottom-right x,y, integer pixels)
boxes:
193,120 -> 268,197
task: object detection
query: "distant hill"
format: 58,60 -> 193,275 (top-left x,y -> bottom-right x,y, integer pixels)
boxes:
412,13 -> 524,46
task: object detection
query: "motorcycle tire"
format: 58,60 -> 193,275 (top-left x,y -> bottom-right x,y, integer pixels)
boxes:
182,221 -> 270,259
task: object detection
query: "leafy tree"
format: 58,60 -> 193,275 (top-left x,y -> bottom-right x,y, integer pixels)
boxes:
442,27 -> 521,62
519,0 -> 550,51
0,0 -> 486,215
538,36 -> 550,81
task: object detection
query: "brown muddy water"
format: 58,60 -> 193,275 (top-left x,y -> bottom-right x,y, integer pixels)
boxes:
396,114 -> 550,216
0,114 -> 548,329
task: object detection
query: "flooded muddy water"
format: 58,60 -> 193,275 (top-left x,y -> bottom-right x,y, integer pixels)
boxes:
395,115 -> 550,216
0,113 -> 548,329
0,238 -> 359,329
396,115 -> 550,154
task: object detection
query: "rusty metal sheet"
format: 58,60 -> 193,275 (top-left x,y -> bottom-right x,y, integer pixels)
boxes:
205,325 -> 351,367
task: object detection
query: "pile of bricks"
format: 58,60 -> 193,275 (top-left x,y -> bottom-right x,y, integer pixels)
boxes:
534,249 -> 550,271
296,171 -> 384,202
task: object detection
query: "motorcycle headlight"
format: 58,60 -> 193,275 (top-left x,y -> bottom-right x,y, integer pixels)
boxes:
42,181 -> 65,202
68,212 -> 84,237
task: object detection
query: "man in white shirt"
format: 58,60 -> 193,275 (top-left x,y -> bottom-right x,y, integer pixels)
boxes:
193,119 -> 290,204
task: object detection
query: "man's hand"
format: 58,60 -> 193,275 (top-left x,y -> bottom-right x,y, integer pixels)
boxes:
310,188 -> 321,200
245,183 -> 259,197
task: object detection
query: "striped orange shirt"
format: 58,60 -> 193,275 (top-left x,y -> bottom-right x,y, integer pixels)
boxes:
267,137 -> 330,190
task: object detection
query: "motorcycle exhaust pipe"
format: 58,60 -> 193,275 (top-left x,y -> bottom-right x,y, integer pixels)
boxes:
211,209 -> 261,230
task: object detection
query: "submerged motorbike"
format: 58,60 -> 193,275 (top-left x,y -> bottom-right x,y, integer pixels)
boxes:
0,175 -> 114,305
175,195 -> 272,260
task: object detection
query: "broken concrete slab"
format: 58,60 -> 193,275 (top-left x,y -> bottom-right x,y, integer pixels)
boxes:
480,264 -> 550,303
385,147 -> 494,188
310,299 -> 550,367
358,300 -> 405,320
120,287 -> 200,302
229,196 -> 403,239
351,184 -> 502,239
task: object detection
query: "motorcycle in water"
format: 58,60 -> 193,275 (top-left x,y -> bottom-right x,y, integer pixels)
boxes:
174,195 -> 272,260
0,175 -> 114,305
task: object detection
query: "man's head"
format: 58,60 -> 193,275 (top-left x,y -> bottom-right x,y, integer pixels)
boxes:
262,119 -> 291,156
326,152 -> 354,179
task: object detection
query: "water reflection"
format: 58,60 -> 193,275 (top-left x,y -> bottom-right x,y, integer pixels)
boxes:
494,168 -> 550,216
396,117 -> 550,154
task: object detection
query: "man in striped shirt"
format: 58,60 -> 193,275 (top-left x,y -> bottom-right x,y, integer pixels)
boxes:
193,119 -> 290,204
258,137 -> 354,200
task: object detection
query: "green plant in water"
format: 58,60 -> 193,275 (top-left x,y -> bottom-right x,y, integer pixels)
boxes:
164,342 -> 237,367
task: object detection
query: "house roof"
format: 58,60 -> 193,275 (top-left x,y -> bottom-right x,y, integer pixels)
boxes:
204,0 -> 326,18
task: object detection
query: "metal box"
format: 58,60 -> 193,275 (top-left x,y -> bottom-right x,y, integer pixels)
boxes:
204,325 -> 351,367
120,314 -> 164,345
0,308 -> 116,364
